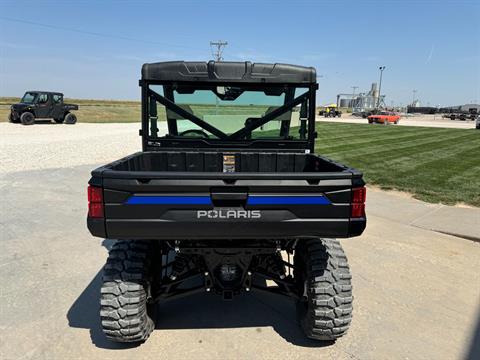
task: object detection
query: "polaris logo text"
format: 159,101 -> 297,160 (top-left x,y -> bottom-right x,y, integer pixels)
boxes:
197,210 -> 261,219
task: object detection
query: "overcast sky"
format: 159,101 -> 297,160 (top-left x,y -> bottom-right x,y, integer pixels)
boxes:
0,0 -> 479,107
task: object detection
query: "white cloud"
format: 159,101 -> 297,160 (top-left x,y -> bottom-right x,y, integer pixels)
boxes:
425,44 -> 435,64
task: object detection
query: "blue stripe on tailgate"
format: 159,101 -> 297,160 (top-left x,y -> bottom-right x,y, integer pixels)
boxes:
125,196 -> 212,205
125,195 -> 330,206
247,195 -> 331,205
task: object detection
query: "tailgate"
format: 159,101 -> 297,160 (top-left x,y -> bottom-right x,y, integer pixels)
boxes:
88,171 -> 366,240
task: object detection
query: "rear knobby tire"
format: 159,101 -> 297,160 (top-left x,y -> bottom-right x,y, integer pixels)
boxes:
294,238 -> 353,341
64,113 -> 77,124
100,240 -> 156,343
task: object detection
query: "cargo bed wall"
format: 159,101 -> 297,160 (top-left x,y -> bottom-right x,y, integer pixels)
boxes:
110,151 -> 345,173
88,151 -> 366,240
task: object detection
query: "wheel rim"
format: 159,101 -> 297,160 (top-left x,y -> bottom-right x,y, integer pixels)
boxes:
23,114 -> 34,124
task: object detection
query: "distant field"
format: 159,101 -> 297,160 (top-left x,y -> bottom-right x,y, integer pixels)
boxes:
316,122 -> 480,207
0,97 -> 141,123
0,98 -> 273,123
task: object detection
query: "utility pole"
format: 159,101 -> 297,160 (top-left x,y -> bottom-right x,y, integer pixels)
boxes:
412,89 -> 417,107
210,40 -> 228,61
377,66 -> 385,109
351,86 -> 358,112
210,40 -> 228,114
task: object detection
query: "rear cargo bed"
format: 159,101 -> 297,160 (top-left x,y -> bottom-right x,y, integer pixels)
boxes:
105,151 -> 347,173
88,151 -> 366,240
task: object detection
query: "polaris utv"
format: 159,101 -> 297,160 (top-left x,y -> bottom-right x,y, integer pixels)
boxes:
87,61 -> 367,344
9,91 -> 78,125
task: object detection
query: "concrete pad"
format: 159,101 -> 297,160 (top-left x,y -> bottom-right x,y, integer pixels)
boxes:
1,165 -> 479,360
412,206 -> 480,241
367,187 -> 480,241
366,187 -> 442,225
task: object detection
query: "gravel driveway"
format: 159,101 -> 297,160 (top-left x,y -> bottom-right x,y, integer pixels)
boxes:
0,122 -> 147,173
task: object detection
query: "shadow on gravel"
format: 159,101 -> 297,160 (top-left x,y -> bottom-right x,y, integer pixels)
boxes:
30,120 -> 61,125
67,239 -> 140,350
67,266 -> 331,349
154,291 -> 332,348
66,270 -> 140,350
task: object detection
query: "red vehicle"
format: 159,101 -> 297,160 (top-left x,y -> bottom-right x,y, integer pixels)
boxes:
368,111 -> 400,124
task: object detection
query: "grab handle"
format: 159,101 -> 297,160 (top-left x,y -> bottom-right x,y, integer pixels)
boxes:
210,192 -> 248,207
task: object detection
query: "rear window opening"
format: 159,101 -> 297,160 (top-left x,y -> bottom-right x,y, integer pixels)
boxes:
144,82 -> 314,151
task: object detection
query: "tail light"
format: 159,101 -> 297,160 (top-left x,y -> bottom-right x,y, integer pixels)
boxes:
351,187 -> 366,218
88,185 -> 104,218
352,187 -> 366,203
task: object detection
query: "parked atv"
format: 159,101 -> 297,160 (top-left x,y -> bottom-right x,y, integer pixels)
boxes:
9,91 -> 78,125
324,105 -> 342,118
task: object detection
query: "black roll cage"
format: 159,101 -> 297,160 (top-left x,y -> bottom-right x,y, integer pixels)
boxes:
140,80 -> 318,152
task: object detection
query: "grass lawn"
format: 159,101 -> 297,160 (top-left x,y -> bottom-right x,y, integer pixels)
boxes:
315,122 -> 480,207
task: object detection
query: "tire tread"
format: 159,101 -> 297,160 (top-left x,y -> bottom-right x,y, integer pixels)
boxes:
296,238 -> 353,341
100,240 -> 155,343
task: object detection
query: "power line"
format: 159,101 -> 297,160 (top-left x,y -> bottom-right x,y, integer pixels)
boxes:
210,40 -> 228,61
0,16 -> 205,51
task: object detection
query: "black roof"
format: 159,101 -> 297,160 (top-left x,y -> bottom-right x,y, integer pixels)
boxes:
141,61 -> 316,84
26,91 -> 63,95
